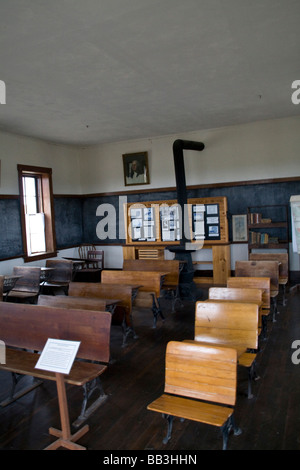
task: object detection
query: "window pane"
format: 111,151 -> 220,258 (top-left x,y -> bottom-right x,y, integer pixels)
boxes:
23,176 -> 38,214
26,213 -> 46,254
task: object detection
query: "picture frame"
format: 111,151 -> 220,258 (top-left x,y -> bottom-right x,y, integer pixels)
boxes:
232,214 -> 248,242
123,152 -> 150,186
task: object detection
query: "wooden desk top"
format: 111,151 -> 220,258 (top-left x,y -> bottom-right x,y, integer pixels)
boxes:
205,299 -> 263,307
184,339 -> 246,359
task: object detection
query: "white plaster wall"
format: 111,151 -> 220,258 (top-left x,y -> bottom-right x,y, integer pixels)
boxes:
0,130 -> 82,195
79,116 -> 300,194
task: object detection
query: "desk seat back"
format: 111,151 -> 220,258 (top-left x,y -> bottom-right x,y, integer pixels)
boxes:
195,301 -> 259,350
0,302 -> 111,363
227,276 -> 271,309
249,253 -> 288,279
68,281 -> 132,314
45,259 -> 73,282
164,341 -> 237,406
208,287 -> 263,303
235,260 -> 279,290
101,270 -> 164,296
38,294 -> 107,312
123,259 -> 180,285
12,266 -> 41,293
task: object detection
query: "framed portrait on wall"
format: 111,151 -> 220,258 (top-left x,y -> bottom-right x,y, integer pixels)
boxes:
232,214 -> 248,242
123,151 -> 150,186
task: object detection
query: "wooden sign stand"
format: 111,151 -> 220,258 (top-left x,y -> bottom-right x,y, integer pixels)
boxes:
44,373 -> 89,450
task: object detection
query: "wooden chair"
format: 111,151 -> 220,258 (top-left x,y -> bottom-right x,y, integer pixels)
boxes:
6,266 -> 41,303
86,250 -> 104,269
235,260 -> 279,320
227,276 -> 271,339
147,341 -> 241,450
74,248 -> 104,281
249,253 -> 289,305
78,244 -> 96,268
41,259 -> 73,295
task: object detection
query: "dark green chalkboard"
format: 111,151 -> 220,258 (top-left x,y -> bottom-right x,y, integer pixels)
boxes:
0,198 -> 23,259
54,197 -> 84,248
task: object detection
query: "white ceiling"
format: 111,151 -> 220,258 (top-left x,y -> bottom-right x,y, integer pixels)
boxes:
0,0 -> 299,146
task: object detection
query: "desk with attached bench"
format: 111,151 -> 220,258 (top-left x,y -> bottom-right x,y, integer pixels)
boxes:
0,302 -> 111,437
101,269 -> 168,328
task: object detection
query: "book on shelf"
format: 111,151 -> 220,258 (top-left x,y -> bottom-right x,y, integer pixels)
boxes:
249,231 -> 272,244
248,213 -> 273,225
248,213 -> 261,224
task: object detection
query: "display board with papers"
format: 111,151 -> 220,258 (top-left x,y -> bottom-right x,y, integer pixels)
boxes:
124,196 -> 228,246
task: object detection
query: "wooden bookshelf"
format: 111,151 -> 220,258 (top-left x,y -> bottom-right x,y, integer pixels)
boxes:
247,204 -> 289,253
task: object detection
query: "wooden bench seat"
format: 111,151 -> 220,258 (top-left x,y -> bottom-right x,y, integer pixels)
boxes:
2,348 -> 106,388
0,302 -> 111,432
123,259 -> 182,312
68,281 -> 137,346
101,269 -> 168,328
188,301 -> 259,398
147,341 -> 241,450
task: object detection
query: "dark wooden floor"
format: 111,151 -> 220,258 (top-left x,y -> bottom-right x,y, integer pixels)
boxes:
1,284 -> 300,452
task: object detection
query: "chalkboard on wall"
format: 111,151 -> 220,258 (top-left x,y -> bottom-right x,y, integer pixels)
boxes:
54,197 -> 84,248
0,198 -> 23,259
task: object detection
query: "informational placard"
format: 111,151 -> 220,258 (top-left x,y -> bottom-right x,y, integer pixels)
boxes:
35,338 -> 80,375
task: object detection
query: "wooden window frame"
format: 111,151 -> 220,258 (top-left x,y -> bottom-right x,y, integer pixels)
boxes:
18,164 -> 57,262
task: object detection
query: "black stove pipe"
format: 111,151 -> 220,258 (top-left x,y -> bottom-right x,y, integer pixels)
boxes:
172,139 -> 205,246
169,139 -> 205,300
